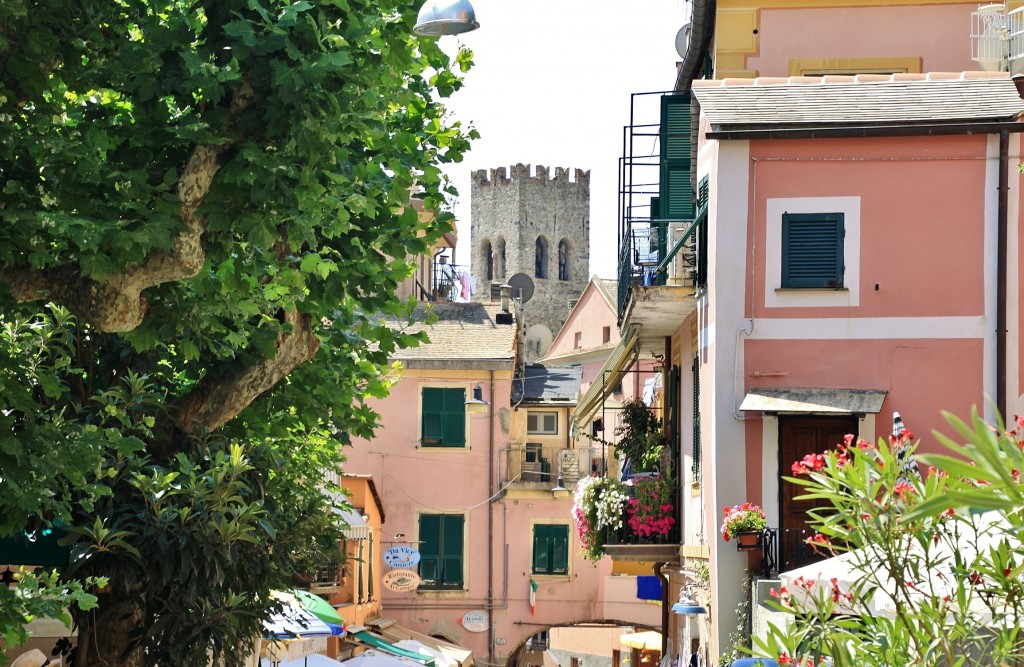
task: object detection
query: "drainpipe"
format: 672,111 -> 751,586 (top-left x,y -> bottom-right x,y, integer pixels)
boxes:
998,130 -> 1009,416
487,369 -> 496,664
674,0 -> 716,93
655,562 -> 670,656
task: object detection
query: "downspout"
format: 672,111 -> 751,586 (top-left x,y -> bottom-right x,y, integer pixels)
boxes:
674,0 -> 716,92
999,129 -> 1009,417
655,562 -> 670,656
487,369 -> 496,664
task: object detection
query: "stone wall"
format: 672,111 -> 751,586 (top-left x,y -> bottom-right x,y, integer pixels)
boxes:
471,163 -> 591,361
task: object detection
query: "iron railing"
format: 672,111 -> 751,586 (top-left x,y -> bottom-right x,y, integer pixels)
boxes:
776,527 -> 832,573
503,445 -> 594,488
602,482 -> 682,548
432,258 -> 468,302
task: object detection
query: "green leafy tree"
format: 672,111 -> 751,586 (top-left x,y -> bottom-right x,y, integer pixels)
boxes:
754,413 -> 1024,667
0,0 -> 474,664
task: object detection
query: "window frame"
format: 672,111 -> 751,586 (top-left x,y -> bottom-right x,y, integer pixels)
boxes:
421,386 -> 467,448
417,513 -> 465,590
527,411 -> 559,435
531,523 -> 569,576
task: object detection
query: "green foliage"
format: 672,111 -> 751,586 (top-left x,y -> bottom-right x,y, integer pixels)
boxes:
572,475 -> 629,561
0,569 -> 107,655
0,0 -> 475,662
615,397 -> 664,472
753,411 -> 1024,667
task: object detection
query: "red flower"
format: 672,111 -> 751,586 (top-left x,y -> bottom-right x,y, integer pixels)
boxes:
778,653 -> 792,666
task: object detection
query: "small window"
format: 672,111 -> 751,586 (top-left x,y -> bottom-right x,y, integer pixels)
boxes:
527,412 -> 558,435
532,524 -> 569,575
602,326 -> 611,343
781,212 -> 844,289
481,239 -> 493,282
573,332 -> 582,349
535,237 -> 549,279
421,387 -> 466,447
418,514 -> 464,589
558,239 -> 572,281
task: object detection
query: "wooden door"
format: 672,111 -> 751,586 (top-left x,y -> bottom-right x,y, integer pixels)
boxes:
779,416 -> 857,570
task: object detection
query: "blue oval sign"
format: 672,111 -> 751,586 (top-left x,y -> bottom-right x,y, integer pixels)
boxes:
383,545 -> 421,568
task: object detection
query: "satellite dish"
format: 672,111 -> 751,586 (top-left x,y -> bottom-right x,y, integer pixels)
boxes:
675,22 -> 692,59
507,273 -> 535,304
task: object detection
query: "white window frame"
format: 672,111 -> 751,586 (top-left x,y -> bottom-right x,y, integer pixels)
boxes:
527,411 -> 559,435
765,196 -> 861,308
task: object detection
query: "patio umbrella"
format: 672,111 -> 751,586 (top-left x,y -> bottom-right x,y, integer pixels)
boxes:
275,655 -> 347,667
290,589 -> 346,627
343,649 -> 429,667
620,630 -> 662,651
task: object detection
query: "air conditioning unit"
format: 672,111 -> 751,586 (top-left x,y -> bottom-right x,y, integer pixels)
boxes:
971,3 -> 1024,74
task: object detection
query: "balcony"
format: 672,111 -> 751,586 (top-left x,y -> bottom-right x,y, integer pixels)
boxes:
617,91 -> 706,350
502,445 -> 594,492
603,479 -> 682,562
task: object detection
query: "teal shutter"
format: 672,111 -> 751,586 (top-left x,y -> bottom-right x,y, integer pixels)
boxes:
443,389 -> 466,447
419,515 -> 441,584
421,388 -> 466,447
551,525 -> 568,574
659,94 -> 694,220
441,515 -> 464,586
532,525 -> 569,575
781,213 -> 845,288
692,355 -> 701,480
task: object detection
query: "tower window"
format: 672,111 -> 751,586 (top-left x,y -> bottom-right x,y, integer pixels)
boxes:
558,239 -> 571,281
535,236 -> 549,279
495,238 -> 506,280
482,240 -> 493,282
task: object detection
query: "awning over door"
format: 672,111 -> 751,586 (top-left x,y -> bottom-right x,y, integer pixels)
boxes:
365,618 -> 473,667
572,326 -> 639,430
739,387 -> 886,415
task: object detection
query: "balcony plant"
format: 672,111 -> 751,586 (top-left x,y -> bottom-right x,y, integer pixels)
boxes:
572,474 -> 629,561
720,502 -> 767,546
615,397 -> 664,473
626,476 -> 677,538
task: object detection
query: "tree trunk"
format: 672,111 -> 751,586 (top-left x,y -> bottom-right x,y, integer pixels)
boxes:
74,589 -> 145,667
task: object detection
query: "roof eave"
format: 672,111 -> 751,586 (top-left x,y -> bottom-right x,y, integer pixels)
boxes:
708,118 -> 1024,140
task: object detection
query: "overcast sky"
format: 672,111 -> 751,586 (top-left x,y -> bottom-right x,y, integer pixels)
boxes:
438,0 -> 688,279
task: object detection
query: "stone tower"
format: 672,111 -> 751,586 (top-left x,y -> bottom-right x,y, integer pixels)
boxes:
471,163 -> 591,362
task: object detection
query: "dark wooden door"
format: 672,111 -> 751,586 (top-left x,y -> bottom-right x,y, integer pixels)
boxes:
779,415 -> 857,570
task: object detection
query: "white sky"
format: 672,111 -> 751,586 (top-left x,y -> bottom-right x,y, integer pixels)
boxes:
438,0 -> 688,279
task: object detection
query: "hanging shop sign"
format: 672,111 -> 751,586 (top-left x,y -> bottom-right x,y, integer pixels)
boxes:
460,610 -> 488,633
382,569 -> 421,592
383,545 -> 421,568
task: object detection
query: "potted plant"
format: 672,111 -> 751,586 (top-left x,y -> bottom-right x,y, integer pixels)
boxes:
720,502 -> 767,550
626,476 -> 677,539
615,397 -> 664,473
572,475 -> 629,560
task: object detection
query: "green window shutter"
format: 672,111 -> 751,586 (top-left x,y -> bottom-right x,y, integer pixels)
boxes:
691,355 -> 701,480
781,213 -> 845,288
551,525 -> 569,574
659,94 -> 694,220
422,388 -> 466,447
532,525 -> 569,575
533,526 -> 550,572
443,388 -> 466,447
697,175 -> 709,218
418,515 -> 441,585
441,515 -> 464,587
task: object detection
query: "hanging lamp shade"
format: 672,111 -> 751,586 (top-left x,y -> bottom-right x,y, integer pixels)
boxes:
414,0 -> 480,36
671,597 -> 707,615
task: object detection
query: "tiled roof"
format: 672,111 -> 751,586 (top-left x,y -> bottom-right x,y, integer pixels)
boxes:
512,363 -> 583,404
692,72 -> 1024,130
390,302 -> 516,363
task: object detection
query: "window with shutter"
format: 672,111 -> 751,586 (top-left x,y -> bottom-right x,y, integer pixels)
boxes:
418,514 -> 464,589
781,213 -> 845,289
532,524 -> 569,575
659,94 -> 694,221
421,387 -> 466,447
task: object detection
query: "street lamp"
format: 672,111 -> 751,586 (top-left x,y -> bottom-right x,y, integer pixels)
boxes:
414,0 -> 480,36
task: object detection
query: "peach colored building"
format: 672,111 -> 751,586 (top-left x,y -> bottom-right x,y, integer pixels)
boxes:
594,1 -> 1024,664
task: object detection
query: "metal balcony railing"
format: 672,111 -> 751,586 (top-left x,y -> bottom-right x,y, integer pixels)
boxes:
601,482 -> 682,548
503,445 -> 595,488
432,258 -> 468,302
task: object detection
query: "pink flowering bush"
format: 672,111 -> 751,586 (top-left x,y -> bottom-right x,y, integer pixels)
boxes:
626,477 -> 676,537
720,502 -> 767,541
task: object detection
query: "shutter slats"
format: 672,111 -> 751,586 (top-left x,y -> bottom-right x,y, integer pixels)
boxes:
781,213 -> 844,288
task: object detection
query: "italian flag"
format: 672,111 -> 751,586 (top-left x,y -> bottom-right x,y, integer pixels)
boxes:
529,579 -> 538,616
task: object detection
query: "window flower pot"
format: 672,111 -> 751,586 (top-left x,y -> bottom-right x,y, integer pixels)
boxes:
735,530 -> 763,551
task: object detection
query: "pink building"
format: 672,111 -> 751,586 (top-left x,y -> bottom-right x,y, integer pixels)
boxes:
593,1 -> 1024,663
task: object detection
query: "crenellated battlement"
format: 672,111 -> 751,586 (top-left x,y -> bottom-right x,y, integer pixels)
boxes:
471,163 -> 591,188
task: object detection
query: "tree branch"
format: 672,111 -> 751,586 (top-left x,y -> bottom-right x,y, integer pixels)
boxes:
172,308 -> 320,437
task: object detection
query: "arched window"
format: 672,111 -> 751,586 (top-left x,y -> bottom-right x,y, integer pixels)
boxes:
558,239 -> 572,281
494,238 -> 506,280
481,239 -> 493,282
535,236 -> 549,279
